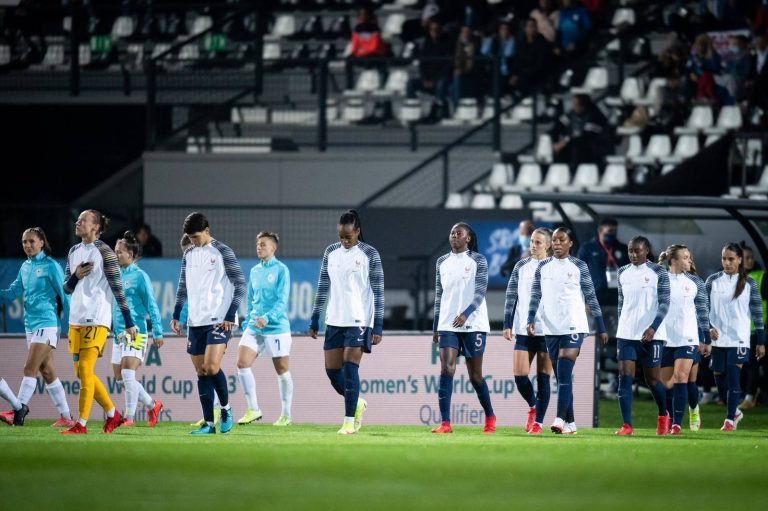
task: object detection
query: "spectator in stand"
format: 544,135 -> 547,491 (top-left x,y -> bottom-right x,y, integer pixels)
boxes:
554,0 -> 593,57
451,25 -> 481,111
723,35 -> 752,101
509,17 -> 552,98
529,0 -> 558,44
345,7 -> 390,90
134,222 -> 163,258
745,30 -> 768,116
686,33 -> 723,104
480,20 -> 516,96
406,20 -> 454,120
551,93 -> 608,168
656,72 -> 690,129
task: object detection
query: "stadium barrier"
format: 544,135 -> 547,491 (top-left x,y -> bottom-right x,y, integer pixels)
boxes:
0,334 -> 597,427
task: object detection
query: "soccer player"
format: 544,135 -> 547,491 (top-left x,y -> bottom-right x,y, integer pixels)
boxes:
0,227 -> 73,427
527,227 -> 608,434
503,227 -> 554,435
0,378 -> 24,423
658,244 -> 710,435
614,236 -> 671,436
171,212 -> 245,435
110,231 -> 165,427
61,210 -> 137,434
237,231 -> 294,426
432,222 -> 496,434
707,242 -> 765,431
309,210 -> 384,435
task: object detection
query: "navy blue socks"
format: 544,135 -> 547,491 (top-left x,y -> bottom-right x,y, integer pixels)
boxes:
343,362 -> 360,418
536,373 -> 551,423
618,374 -> 633,425
325,367 -> 345,396
438,374 -> 453,422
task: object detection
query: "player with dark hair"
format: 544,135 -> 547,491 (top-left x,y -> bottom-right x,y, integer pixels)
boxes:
171,212 -> 246,435
61,210 -> 137,434
310,210 -> 384,435
503,227 -> 554,435
237,231 -> 294,427
431,222 -> 496,434
0,227 -> 72,427
658,244 -> 710,435
527,227 -> 608,434
110,231 -> 165,427
707,242 -> 765,431
614,236 -> 671,437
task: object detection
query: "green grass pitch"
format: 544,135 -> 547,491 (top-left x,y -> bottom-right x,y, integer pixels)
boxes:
2,398 -> 767,511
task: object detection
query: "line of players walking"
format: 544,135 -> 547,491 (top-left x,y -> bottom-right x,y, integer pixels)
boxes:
0,210 -> 764,436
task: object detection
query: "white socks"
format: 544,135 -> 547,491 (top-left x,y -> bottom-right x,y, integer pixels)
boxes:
121,369 -> 138,420
18,376 -> 37,405
0,378 -> 21,410
278,371 -> 293,418
238,367 -> 259,411
138,382 -> 155,408
46,379 -> 71,417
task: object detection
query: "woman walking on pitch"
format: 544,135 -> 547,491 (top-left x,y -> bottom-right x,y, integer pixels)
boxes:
309,210 -> 384,435
110,231 -> 165,427
61,210 -> 137,434
527,227 -> 608,434
503,227 -> 554,435
707,242 -> 765,431
432,222 -> 496,434
0,227 -> 72,427
658,245 -> 710,435
614,236 -> 671,436
171,212 -> 246,435
237,231 -> 294,426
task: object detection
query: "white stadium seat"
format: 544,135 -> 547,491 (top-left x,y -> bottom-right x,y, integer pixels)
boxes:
532,164 -> 571,192
506,163 -> 542,192
470,193 -> 496,209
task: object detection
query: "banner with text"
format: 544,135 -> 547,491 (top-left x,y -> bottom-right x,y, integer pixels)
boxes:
0,334 -> 596,427
0,258 -> 321,335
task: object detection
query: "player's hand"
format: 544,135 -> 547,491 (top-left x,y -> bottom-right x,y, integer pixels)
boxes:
699,343 -> 712,357
309,328 -> 318,339
170,319 -> 182,335
218,321 -> 235,332
526,323 -> 535,336
372,334 -> 382,345
432,332 -> 439,343
503,328 -> 513,342
641,327 -> 655,343
710,327 -> 719,341
255,317 -> 267,329
75,261 -> 93,279
154,338 -> 164,349
756,345 -> 766,361
452,314 -> 467,328
126,326 -> 138,338
599,332 -> 609,345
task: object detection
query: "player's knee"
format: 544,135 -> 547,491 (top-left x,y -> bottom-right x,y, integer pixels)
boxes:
236,360 -> 250,370
39,367 -> 55,383
440,363 -> 456,376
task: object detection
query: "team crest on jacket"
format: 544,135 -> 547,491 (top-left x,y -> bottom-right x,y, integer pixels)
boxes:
355,259 -> 361,268
644,277 -> 650,283
35,268 -> 43,276
567,272 -> 573,279
125,280 -> 132,289
267,273 -> 276,283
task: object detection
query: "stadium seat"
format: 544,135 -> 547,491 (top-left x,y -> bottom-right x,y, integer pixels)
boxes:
353,69 -> 382,93
272,15 -> 297,38
561,164 -> 599,192
499,193 -> 523,209
111,16 -> 135,39
606,77 -> 644,107
151,43 -> 172,59
487,163 -> 513,191
714,105 -> 743,131
506,163 -> 542,192
591,163 -> 627,192
705,133 -> 721,146
191,16 -> 213,36
178,44 -> 200,61
529,201 -> 558,222
611,8 -> 636,31
662,135 -> 699,164
453,98 -> 479,123
374,68 -> 408,96
675,105 -> 713,135
747,165 -> 768,193
231,107 -> 269,124
382,13 -> 405,39
607,134 -> 642,164
263,42 -> 281,60
470,193 -> 496,209
535,134 -> 554,164
532,164 -> 571,192
661,164 -> 676,175
634,77 -> 667,108
0,45 -> 10,66
398,98 -> 423,123
78,44 -> 91,66
445,192 -> 468,209
561,202 -> 590,221
342,98 -> 366,122
572,67 -> 608,94
633,134 -> 671,164
326,99 -> 340,122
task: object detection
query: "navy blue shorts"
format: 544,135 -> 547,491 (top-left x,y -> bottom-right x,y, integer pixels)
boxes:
438,331 -> 487,359
324,325 -> 373,353
661,345 -> 701,367
617,339 -> 663,367
187,325 -> 231,356
545,333 -> 584,361
514,335 -> 547,353
710,346 -> 750,372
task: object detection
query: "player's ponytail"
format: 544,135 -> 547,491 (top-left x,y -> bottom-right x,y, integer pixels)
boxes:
724,242 -> 747,299
119,230 -> 142,260
455,222 -> 479,252
86,209 -> 110,236
339,209 -> 364,242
